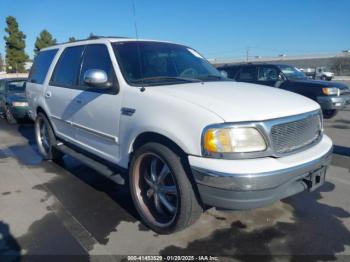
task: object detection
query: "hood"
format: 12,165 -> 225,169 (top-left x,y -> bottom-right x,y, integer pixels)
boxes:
293,79 -> 349,90
153,81 -> 320,122
7,93 -> 27,102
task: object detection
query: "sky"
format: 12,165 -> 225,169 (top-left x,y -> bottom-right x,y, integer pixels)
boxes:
0,0 -> 349,60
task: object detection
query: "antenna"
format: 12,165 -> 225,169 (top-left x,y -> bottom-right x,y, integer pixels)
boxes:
132,1 -> 145,91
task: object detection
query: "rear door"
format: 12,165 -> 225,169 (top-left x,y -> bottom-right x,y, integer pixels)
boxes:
46,45 -> 85,142
70,44 -> 121,163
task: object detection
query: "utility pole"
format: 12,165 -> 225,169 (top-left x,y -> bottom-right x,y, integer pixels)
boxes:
246,46 -> 250,62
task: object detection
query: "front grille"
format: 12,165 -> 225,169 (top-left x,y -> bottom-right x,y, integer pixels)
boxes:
270,113 -> 322,154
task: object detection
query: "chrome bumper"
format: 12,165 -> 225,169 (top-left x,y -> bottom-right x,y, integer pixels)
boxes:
317,95 -> 350,109
191,147 -> 333,210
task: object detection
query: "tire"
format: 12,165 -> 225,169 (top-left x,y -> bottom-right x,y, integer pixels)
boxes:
129,142 -> 202,234
35,112 -> 64,161
322,109 -> 338,119
5,107 -> 17,124
327,77 -> 332,81
321,75 -> 327,81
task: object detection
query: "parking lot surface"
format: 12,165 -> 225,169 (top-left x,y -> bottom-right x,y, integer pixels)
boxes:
1,92 -> 350,260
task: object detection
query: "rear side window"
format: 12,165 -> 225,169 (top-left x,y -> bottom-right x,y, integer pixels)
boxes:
79,44 -> 116,88
50,46 -> 85,87
28,49 -> 58,84
237,66 -> 257,81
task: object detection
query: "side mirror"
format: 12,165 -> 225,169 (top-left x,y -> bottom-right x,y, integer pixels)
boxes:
220,70 -> 228,78
83,69 -> 110,88
278,73 -> 285,81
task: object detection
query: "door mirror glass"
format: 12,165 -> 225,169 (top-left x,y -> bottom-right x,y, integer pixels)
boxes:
83,69 -> 110,88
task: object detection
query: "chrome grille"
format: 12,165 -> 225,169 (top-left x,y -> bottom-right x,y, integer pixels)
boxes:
270,113 -> 322,154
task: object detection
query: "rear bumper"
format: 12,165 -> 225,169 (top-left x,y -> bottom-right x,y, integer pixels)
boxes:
189,135 -> 333,210
317,95 -> 350,110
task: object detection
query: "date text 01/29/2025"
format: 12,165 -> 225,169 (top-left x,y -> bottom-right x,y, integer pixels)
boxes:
127,255 -> 219,261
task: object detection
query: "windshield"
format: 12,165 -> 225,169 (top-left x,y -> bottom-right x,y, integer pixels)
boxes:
8,80 -> 26,93
113,41 -> 225,86
277,65 -> 307,80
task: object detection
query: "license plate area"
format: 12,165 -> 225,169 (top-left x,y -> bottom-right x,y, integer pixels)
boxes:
303,167 -> 326,192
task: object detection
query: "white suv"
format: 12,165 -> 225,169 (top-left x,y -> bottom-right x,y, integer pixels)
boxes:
26,37 -> 333,234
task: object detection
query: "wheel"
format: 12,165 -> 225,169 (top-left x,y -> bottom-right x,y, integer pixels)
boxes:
35,112 -> 64,161
5,107 -> 17,124
322,109 -> 338,119
326,77 -> 332,81
129,142 -> 202,234
321,75 -> 327,81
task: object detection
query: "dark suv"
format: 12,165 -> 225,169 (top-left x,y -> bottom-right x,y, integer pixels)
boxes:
218,63 -> 350,118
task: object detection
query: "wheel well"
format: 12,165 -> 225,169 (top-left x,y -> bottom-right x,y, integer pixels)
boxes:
36,106 -> 47,116
132,132 -> 186,158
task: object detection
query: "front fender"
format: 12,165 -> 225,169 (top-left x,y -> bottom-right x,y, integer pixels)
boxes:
118,87 -> 223,168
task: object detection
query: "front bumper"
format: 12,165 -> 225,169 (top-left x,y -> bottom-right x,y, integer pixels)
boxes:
317,95 -> 350,110
10,106 -> 30,119
189,135 -> 333,210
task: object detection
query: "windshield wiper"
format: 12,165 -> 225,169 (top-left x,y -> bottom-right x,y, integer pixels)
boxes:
133,76 -> 201,85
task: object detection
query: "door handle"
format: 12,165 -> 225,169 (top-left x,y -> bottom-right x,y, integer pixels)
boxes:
75,99 -> 82,104
45,92 -> 52,99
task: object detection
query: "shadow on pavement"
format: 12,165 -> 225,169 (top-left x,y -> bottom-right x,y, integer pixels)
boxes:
333,145 -> 350,157
160,182 -> 350,261
0,221 -> 21,262
31,157 -> 143,246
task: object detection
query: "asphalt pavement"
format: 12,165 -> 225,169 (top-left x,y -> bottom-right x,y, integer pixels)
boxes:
0,90 -> 350,261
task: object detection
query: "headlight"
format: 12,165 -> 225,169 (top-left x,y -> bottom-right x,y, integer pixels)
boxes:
322,87 -> 339,96
203,127 -> 267,154
12,101 -> 28,107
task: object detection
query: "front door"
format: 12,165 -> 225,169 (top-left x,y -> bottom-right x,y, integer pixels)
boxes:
256,65 -> 280,87
70,44 -> 122,163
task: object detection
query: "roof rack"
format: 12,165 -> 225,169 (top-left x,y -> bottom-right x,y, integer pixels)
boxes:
55,35 -> 130,46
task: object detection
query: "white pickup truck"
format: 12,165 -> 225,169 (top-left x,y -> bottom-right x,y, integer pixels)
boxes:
301,67 -> 334,81
26,37 -> 333,234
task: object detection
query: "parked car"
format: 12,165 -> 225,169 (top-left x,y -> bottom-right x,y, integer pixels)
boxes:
26,37 -> 333,234
217,63 -> 350,118
0,77 -> 30,124
300,67 -> 334,81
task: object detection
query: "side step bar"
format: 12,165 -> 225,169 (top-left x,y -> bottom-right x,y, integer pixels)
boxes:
55,143 -> 125,185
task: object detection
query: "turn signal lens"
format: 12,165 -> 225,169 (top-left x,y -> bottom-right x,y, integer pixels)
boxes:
322,87 -> 339,96
204,129 -> 232,152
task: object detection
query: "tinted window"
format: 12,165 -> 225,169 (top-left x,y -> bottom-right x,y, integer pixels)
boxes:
79,44 -> 116,88
0,81 -> 5,93
8,80 -> 25,93
51,46 -> 85,87
113,41 -> 223,86
28,49 -> 58,84
237,66 -> 257,81
258,66 -> 279,81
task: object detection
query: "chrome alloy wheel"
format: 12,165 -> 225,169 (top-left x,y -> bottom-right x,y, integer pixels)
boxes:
35,116 -> 50,156
133,153 -> 179,227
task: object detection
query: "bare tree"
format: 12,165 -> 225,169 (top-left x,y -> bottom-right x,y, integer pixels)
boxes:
331,57 -> 350,75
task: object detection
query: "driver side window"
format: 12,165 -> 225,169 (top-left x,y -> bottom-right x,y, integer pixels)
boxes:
258,66 -> 279,82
